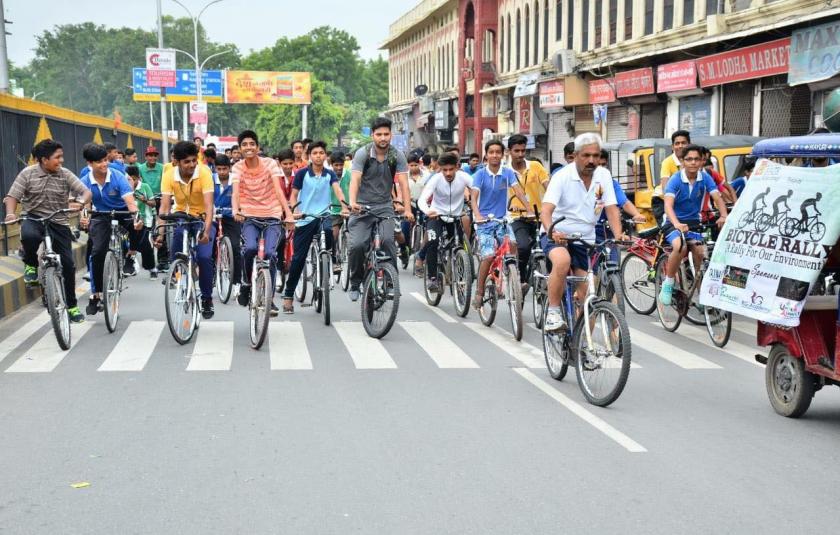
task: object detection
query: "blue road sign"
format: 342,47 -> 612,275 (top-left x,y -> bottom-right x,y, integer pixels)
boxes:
132,68 -> 224,103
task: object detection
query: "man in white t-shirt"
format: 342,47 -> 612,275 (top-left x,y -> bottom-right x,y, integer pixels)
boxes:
417,153 -> 472,291
540,133 -> 625,332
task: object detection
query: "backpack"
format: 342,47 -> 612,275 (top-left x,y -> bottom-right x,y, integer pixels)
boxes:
361,143 -> 399,182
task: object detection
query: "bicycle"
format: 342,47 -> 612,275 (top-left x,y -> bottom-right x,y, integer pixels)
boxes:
157,213 -> 204,345
356,206 -> 401,339
422,212 -> 473,318
213,214 -> 235,304
654,222 -> 732,348
276,226 -> 294,295
294,232 -> 317,305
541,217 -> 633,407
781,212 -> 825,242
475,215 -> 524,341
242,217 -> 285,349
89,209 -> 137,333
5,209 -> 80,349
619,225 -> 665,315
755,207 -> 791,233
296,209 -> 340,326
517,208 -> 547,329
334,215 -> 351,292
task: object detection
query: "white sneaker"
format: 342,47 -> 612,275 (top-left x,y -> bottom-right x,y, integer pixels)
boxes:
544,309 -> 567,333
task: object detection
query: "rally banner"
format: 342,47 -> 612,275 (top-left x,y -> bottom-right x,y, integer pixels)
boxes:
699,159 -> 840,326
224,71 -> 311,105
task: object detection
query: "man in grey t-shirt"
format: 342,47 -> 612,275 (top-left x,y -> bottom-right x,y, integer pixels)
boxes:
347,117 -> 413,300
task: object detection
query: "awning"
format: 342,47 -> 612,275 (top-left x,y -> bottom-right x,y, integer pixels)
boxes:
386,103 -> 415,114
479,81 -> 517,94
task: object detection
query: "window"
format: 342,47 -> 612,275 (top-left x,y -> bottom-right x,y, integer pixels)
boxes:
663,0 -> 674,30
609,0 -> 617,44
732,0 -> 751,10
624,0 -> 633,40
507,15 -> 512,71
706,0 -> 718,15
543,0 -> 549,59
534,1 -> 540,65
556,0 -> 563,42
525,6 -> 530,66
644,0 -> 654,35
595,0 -> 602,48
567,0 -> 573,50
516,9 -> 522,70
582,0 -> 589,52
683,0 -> 694,24
499,16 -> 505,72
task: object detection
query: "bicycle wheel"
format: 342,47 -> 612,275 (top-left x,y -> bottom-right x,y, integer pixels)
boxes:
755,213 -> 772,233
654,257 -> 683,332
165,258 -> 197,345
452,249 -> 472,318
531,258 -> 548,329
320,251 -> 331,325
505,263 -> 523,341
216,236 -> 234,303
314,254 -> 323,314
810,221 -> 826,242
737,211 -> 753,230
478,277 -> 497,326
249,268 -> 272,349
598,272 -> 626,315
542,305 -> 569,381
103,250 -> 121,333
361,262 -> 400,339
43,266 -> 71,350
683,266 -> 705,326
424,258 -> 443,306
620,252 -> 656,315
704,305 -> 732,348
573,300 -> 632,407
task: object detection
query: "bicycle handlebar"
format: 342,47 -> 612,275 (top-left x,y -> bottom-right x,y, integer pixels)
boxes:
9,208 -> 80,225
159,212 -> 204,223
88,210 -> 138,219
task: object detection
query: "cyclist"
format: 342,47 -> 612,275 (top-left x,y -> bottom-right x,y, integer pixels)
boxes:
563,142 -> 575,165
4,139 -> 91,323
124,148 -> 138,166
469,139 -> 530,310
348,116 -> 414,302
770,190 -> 794,220
77,143 -> 142,314
508,134 -> 549,294
126,165 -> 158,279
274,149 -> 297,273
462,153 -> 482,175
730,160 -> 755,198
156,140 -> 217,319
417,153 -> 472,292
660,130 -> 690,182
752,187 -> 771,214
540,133 -> 624,332
291,140 -> 308,172
799,193 -> 822,226
231,130 -> 293,316
230,145 -> 242,163
329,150 -> 352,254
283,141 -> 348,313
658,144 -> 728,306
596,150 -> 646,264
213,154 -> 242,290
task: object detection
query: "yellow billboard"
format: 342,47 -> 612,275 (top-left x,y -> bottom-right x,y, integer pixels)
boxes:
225,71 -> 312,105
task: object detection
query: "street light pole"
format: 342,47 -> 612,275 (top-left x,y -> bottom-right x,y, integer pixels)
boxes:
0,0 -> 10,94
156,0 -> 169,162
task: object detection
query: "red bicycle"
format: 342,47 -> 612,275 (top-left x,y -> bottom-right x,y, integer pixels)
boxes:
619,226 -> 663,315
276,227 -> 294,294
475,216 -> 523,341
213,214 -> 235,304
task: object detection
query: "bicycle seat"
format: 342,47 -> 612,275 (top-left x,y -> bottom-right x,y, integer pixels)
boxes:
637,226 -> 661,240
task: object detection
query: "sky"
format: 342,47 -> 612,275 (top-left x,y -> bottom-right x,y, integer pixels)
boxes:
3,0 -> 415,66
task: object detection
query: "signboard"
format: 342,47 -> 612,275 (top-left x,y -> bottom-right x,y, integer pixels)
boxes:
699,160 -> 840,326
145,48 -> 176,88
539,80 -> 565,109
615,68 -> 655,98
225,71 -> 312,104
789,21 -> 840,86
518,97 -> 531,134
697,38 -> 791,88
434,100 -> 450,130
513,73 -> 540,98
132,69 -> 224,103
189,101 -> 208,124
589,78 -> 616,104
657,60 -> 698,93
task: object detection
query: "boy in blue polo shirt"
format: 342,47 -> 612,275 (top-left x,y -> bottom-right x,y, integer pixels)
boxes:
79,143 -> 142,315
282,141 -> 348,314
469,139 -> 530,310
213,154 -> 242,289
659,144 -> 728,306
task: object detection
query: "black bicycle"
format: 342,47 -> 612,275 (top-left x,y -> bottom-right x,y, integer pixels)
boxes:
423,211 -> 473,318
89,210 -> 137,333
241,217 -> 285,349
356,206 -> 401,339
297,208 -> 341,326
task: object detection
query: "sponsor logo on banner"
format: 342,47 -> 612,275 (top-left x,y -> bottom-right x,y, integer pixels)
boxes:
699,159 -> 840,326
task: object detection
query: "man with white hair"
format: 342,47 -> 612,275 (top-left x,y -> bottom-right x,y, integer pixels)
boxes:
539,133 -> 625,332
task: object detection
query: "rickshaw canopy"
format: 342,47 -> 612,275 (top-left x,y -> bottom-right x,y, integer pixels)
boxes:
751,134 -> 840,159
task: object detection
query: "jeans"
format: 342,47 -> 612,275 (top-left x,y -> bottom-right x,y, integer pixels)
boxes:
283,218 -> 333,299
170,222 -> 216,300
424,218 -> 456,279
511,219 -> 537,283
20,219 -> 78,308
219,217 -> 242,284
88,216 -> 142,293
347,212 -> 397,287
241,220 -> 282,286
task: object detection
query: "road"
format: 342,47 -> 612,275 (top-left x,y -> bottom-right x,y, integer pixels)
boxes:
0,268 -> 838,534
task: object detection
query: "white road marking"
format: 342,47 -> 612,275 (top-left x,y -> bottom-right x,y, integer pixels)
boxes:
269,322 -> 313,370
513,368 -> 647,453
495,324 -> 641,368
410,292 -> 457,323
98,321 -> 165,371
0,311 -> 49,365
334,322 -> 397,369
5,321 -> 94,373
399,321 -> 479,368
630,328 -> 722,369
186,321 -> 234,371
464,322 -> 544,368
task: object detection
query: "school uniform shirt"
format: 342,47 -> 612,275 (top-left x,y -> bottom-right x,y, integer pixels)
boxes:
293,166 -> 338,227
663,169 -> 719,223
81,168 -> 133,211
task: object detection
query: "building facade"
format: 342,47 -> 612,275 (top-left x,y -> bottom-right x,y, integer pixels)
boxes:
383,0 -> 840,165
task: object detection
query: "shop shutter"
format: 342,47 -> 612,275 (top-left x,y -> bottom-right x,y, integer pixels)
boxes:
678,95 -> 712,136
575,105 -> 598,135
606,106 -> 629,142
548,111 -> 574,167
639,103 -> 666,139
723,82 -> 755,135
760,75 -> 811,137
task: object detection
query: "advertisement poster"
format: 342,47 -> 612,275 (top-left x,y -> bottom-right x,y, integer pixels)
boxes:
225,71 -> 312,104
699,160 -> 840,326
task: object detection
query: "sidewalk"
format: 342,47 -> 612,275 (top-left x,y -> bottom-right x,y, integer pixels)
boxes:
0,239 -> 87,319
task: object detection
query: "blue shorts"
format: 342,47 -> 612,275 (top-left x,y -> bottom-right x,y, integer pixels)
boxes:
540,235 -> 590,272
662,222 -> 703,246
476,221 -> 515,259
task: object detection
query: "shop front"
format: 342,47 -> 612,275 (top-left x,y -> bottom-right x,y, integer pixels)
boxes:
584,78 -> 615,138
788,20 -> 840,133
615,67 -> 661,140
657,59 -> 712,137
538,77 -> 588,166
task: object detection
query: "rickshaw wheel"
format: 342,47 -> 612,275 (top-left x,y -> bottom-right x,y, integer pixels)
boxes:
765,344 -> 816,418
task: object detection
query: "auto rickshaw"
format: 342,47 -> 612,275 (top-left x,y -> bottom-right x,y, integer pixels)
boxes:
607,135 -> 761,231
752,134 -> 840,418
